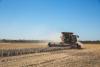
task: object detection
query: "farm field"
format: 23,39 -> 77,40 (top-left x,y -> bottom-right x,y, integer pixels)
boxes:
0,43 -> 100,67
0,43 -> 48,49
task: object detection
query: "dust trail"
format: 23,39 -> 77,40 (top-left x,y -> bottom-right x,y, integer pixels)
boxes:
47,32 -> 61,42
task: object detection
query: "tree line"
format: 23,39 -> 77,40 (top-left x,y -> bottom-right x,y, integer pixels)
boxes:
0,39 -> 47,43
0,39 -> 100,44
80,40 -> 100,44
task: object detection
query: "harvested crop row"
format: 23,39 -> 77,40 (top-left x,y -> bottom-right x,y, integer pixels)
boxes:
0,47 -> 69,57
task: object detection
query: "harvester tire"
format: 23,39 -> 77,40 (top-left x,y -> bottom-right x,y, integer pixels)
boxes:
48,42 -> 51,47
76,44 -> 81,49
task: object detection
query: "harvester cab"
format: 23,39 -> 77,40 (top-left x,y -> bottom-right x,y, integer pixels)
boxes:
48,32 -> 83,49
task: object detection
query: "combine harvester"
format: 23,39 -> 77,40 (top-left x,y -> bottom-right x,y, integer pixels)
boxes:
48,32 -> 83,49
0,32 -> 83,57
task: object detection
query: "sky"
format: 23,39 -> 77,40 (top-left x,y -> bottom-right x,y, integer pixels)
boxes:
0,0 -> 100,41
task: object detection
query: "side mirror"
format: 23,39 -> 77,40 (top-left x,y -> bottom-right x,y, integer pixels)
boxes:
77,35 -> 79,38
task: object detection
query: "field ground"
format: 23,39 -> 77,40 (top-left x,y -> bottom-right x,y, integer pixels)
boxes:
0,43 -> 48,49
0,43 -> 100,67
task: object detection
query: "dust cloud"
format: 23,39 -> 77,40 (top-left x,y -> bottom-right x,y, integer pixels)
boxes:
47,33 -> 61,42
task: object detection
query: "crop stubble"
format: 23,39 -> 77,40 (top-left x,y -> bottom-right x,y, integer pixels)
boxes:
0,43 -> 100,67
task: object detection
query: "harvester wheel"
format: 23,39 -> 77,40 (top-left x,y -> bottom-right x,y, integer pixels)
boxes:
48,42 -> 52,47
76,44 -> 81,49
